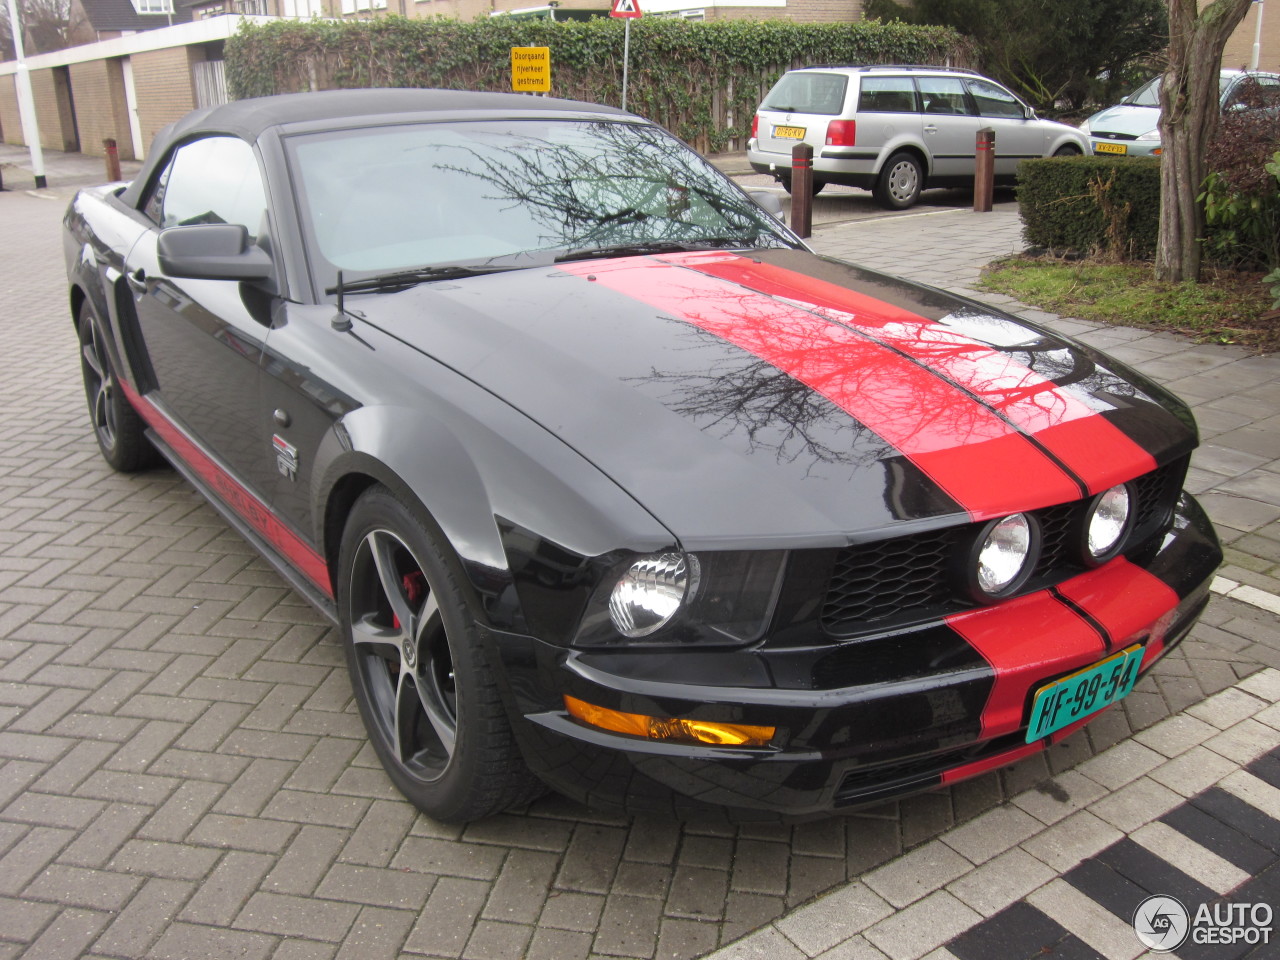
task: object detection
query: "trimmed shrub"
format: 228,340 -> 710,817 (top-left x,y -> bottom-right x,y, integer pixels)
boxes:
224,17 -> 966,154
1016,156 -> 1160,259
1201,84 -> 1280,270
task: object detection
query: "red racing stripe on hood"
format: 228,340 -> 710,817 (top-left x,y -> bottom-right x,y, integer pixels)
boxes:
558,258 -> 1079,520
1053,557 -> 1182,667
662,251 -> 1158,495
945,591 -> 1106,740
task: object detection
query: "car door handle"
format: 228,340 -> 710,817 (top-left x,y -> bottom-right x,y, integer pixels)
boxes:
923,124 -> 938,133
126,268 -> 147,294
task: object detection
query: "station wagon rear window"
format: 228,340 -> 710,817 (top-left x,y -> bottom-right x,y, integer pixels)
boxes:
761,72 -> 849,115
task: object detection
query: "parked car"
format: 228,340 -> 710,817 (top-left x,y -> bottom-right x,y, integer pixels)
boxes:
747,64 -> 1089,209
1081,69 -> 1280,157
64,89 -> 1220,823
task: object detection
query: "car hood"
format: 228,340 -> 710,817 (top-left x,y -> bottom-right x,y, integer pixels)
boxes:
1086,103 -> 1161,137
352,248 -> 1196,550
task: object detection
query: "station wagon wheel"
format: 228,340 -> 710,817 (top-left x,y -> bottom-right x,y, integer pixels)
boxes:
76,301 -> 158,473
873,152 -> 923,210
339,485 -> 542,822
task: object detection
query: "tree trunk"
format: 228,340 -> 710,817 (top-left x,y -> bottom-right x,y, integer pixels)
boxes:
1156,0 -> 1254,282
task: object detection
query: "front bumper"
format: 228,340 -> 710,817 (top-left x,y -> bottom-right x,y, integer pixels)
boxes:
1089,136 -> 1162,158
493,493 -> 1220,819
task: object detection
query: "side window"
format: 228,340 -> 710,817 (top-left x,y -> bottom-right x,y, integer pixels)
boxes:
917,77 -> 974,116
160,137 -> 268,241
967,79 -> 1026,119
857,77 -> 919,114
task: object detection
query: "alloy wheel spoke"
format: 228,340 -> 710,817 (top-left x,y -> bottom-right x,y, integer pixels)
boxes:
414,669 -> 457,757
393,670 -> 419,764
368,531 -> 415,639
350,613 -> 401,659
82,342 -> 104,379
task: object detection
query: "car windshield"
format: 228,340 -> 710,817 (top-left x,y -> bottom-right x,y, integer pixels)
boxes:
1123,77 -> 1161,106
286,118 -> 792,292
761,72 -> 849,115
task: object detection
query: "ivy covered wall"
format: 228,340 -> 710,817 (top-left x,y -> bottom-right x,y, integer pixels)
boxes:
225,17 -> 966,153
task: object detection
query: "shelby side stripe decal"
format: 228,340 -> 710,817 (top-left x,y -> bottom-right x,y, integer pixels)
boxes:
119,381 -> 333,596
665,251 -> 1158,496
559,258 -> 1080,520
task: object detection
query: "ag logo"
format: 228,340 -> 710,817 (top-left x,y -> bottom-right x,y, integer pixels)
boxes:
1133,895 -> 1190,951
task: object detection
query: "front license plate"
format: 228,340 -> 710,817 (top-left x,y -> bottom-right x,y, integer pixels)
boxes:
1026,645 -> 1144,743
1094,141 -> 1127,155
773,125 -> 806,140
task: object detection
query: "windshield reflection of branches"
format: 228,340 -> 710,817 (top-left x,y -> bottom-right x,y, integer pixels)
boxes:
434,122 -> 781,253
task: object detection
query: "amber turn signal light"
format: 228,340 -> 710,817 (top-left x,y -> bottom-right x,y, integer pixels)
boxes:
563,695 -> 775,747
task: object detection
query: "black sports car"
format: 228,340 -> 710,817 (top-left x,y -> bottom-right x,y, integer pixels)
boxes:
63,88 -> 1221,823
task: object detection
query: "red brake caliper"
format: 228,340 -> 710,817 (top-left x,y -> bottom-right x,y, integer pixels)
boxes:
392,571 -> 427,630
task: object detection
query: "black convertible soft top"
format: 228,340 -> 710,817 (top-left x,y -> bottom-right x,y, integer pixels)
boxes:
121,88 -> 629,207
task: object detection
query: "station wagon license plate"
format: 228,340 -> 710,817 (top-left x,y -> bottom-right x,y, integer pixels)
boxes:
1094,141 -> 1127,155
773,125 -> 806,140
1025,645 -> 1143,742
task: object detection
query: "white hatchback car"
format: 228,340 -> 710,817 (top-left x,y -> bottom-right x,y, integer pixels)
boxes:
747,64 -> 1089,209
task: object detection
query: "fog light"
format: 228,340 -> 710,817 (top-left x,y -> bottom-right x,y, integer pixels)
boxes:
971,513 -> 1037,600
564,696 -> 775,747
1084,483 -> 1131,564
608,553 -> 698,638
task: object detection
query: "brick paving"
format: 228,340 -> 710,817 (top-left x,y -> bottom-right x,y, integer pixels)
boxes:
0,152 -> 1277,960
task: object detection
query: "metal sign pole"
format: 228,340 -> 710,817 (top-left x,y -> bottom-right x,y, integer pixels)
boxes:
622,19 -> 631,112
5,0 -> 47,189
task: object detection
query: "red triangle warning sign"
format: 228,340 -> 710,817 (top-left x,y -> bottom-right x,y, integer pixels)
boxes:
610,0 -> 642,17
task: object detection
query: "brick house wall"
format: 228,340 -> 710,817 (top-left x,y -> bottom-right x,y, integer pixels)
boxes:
69,58 -> 135,160
0,75 -> 20,145
130,47 -> 201,153
1222,1 -> 1279,73
29,67 -> 79,151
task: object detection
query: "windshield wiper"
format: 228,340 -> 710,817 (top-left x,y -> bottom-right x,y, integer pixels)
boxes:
325,263 -> 514,295
554,238 -> 748,264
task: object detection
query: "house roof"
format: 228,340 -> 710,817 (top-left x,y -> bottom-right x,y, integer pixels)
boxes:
78,0 -> 194,33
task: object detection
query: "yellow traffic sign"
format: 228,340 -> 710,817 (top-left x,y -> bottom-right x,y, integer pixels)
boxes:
511,47 -> 551,93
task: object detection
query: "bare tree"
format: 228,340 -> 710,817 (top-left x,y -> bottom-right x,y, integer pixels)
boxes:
1156,0 -> 1255,282
1,0 -> 74,58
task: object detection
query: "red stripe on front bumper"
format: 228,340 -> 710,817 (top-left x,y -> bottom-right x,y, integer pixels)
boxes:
945,591 -> 1106,740
1053,557 -> 1182,667
119,381 -> 332,597
559,258 -> 1079,519
665,252 -> 1157,495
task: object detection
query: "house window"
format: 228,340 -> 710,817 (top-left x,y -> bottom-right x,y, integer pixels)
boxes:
131,0 -> 175,12
341,0 -> 388,13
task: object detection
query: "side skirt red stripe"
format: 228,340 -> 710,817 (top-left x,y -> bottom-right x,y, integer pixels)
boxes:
664,252 -> 1158,495
559,258 -> 1079,520
119,380 -> 333,597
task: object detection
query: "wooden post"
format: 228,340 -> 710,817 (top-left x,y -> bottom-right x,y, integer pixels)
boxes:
973,128 -> 995,213
104,138 -> 122,182
791,142 -> 813,238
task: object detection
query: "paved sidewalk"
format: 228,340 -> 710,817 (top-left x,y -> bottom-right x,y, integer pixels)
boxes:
0,170 -> 1277,960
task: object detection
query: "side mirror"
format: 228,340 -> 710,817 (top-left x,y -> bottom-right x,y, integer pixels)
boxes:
158,223 -> 273,281
746,188 -> 785,221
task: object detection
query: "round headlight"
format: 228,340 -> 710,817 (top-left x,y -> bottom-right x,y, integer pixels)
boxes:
972,513 -> 1037,600
1084,484 -> 1131,565
608,553 -> 699,639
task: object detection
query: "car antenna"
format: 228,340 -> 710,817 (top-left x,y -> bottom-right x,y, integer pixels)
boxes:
332,270 -> 353,332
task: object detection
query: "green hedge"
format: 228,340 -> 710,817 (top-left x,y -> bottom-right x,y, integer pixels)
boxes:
1017,156 -> 1160,259
225,17 -> 966,153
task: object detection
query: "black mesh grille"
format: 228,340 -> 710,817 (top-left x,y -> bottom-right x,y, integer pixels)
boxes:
821,459 -> 1184,637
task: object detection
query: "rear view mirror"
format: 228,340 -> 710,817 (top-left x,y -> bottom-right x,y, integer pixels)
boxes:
746,189 -> 785,221
158,224 -> 273,281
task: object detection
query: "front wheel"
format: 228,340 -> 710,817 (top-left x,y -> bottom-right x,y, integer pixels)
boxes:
338,485 -> 542,822
873,152 -> 923,209
1053,144 -> 1083,157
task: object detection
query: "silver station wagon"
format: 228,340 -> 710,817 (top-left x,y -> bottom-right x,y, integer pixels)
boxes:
748,64 -> 1089,209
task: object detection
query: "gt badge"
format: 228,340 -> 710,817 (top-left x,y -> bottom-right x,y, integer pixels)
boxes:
272,435 -> 299,481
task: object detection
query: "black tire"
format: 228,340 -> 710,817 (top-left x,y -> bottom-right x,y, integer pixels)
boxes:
1053,144 -> 1083,157
338,485 -> 542,822
778,174 -> 826,197
873,152 -> 923,210
77,300 -> 159,472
